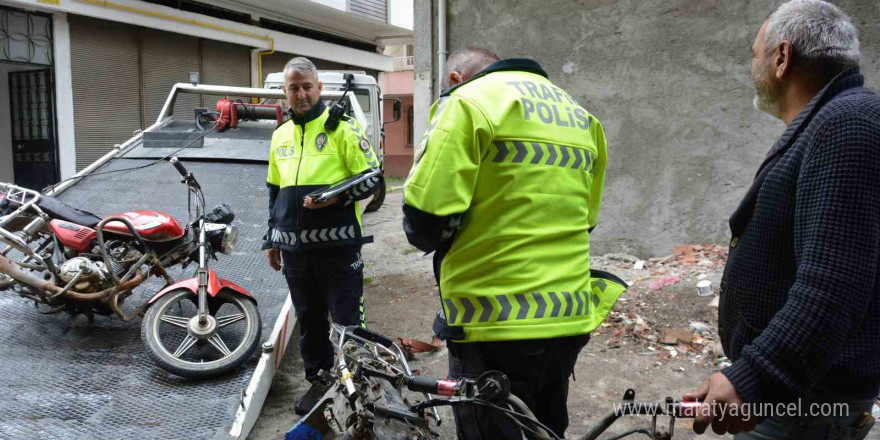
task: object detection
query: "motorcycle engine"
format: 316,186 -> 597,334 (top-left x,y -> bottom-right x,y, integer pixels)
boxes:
59,257 -> 112,293
323,344 -> 436,440
58,242 -> 143,293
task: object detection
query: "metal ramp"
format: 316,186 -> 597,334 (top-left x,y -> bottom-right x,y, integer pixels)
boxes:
0,112 -> 298,440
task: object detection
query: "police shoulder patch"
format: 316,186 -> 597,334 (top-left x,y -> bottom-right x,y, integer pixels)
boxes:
315,133 -> 328,151
359,137 -> 370,152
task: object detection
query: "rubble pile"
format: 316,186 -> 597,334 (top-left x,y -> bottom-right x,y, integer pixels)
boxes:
591,244 -> 732,369
595,313 -> 731,369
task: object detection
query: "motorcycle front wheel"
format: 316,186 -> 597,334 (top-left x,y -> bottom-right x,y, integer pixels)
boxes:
141,289 -> 262,379
364,178 -> 386,213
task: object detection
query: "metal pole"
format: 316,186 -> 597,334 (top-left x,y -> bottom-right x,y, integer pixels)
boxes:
437,0 -> 447,93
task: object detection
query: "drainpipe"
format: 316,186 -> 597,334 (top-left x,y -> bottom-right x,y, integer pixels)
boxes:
256,39 -> 275,88
253,39 -> 275,102
437,0 -> 447,95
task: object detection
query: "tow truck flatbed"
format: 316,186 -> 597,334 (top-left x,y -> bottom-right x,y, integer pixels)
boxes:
0,84 -> 328,440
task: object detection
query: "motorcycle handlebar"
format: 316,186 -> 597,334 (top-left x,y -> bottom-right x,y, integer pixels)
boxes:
404,375 -> 459,397
169,157 -> 188,178
395,373 -> 705,440
169,157 -> 201,190
676,401 -> 701,418
574,401 -> 700,440
402,373 -> 701,420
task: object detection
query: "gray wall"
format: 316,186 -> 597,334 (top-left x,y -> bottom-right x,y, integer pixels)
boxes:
415,0 -> 880,256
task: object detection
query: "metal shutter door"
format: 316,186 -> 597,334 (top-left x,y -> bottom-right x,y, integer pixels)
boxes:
201,39 -> 251,108
350,0 -> 387,22
140,28 -> 200,124
260,51 -> 350,84
260,51 -> 290,83
69,15 -> 141,171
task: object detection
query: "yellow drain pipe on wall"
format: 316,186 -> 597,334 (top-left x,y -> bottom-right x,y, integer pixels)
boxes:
73,0 -> 275,89
254,37 -> 275,103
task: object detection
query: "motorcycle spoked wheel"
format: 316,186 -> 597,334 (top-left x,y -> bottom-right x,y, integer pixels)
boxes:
141,289 -> 261,379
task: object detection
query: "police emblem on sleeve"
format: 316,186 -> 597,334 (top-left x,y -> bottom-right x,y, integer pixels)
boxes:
315,133 -> 328,151
359,137 -> 370,152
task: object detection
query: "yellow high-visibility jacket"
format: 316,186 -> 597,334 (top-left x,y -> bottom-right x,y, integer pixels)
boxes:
403,58 -> 625,342
265,100 -> 382,252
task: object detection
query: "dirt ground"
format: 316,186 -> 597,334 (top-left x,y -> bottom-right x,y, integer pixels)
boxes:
249,189 -> 879,440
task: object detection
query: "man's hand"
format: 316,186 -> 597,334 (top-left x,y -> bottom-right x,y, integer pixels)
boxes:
683,372 -> 757,435
303,195 -> 339,209
266,249 -> 281,271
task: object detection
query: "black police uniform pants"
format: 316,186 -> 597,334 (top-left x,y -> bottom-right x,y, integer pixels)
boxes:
282,247 -> 365,382
448,333 -> 590,440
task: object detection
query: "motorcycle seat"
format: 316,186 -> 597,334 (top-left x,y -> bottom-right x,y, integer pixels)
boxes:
6,194 -> 103,229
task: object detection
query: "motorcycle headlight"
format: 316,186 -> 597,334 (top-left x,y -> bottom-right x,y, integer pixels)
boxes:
219,224 -> 238,254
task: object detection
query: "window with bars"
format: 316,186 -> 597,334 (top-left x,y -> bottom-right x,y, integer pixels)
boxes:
10,70 -> 52,141
0,7 -> 53,65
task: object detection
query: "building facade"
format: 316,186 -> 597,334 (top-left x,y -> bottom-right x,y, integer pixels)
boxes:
379,43 -> 413,178
0,0 -> 412,189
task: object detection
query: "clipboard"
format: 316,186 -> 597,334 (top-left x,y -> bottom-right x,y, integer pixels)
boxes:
306,169 -> 382,202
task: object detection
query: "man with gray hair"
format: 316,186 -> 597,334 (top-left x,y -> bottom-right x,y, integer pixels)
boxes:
263,56 -> 382,415
684,1 -> 880,438
441,46 -> 500,89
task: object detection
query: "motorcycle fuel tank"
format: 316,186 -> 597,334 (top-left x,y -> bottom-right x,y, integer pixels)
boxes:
103,211 -> 185,242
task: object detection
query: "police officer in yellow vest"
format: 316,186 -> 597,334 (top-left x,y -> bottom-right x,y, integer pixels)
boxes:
404,47 -> 625,439
264,57 -> 382,415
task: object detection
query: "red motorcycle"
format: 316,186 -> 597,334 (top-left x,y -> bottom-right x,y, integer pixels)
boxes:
0,157 -> 261,379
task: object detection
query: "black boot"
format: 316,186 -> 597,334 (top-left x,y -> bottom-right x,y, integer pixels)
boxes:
294,380 -> 330,415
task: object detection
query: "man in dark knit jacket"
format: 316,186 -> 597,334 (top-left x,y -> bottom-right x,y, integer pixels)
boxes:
684,1 -> 880,439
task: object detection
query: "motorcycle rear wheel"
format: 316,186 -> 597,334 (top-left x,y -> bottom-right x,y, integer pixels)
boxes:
141,289 -> 261,379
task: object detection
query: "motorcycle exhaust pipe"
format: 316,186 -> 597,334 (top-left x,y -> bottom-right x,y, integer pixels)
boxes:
0,253 -> 145,302
0,253 -> 57,294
